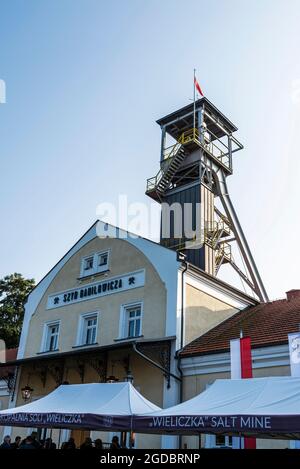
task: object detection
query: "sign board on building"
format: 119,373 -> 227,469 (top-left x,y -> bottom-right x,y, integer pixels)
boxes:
47,269 -> 145,309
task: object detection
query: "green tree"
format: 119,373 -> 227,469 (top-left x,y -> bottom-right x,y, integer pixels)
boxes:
0,273 -> 35,348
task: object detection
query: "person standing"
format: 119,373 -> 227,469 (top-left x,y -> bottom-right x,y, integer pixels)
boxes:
11,436 -> 21,449
42,438 -> 56,449
61,437 -> 76,449
30,431 -> 41,449
0,435 -> 11,449
110,436 -> 121,450
80,437 -> 93,450
94,438 -> 103,450
19,436 -> 36,449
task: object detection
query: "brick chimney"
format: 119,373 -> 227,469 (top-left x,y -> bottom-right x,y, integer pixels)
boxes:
286,290 -> 300,301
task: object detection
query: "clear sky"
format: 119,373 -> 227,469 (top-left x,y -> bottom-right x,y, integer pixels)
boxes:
0,0 -> 299,300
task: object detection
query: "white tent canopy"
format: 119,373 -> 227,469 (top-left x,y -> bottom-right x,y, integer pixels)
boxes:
0,382 -> 160,431
134,377 -> 300,439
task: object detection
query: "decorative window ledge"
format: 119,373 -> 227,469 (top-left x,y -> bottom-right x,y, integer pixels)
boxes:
72,342 -> 99,349
77,270 -> 110,282
36,349 -> 59,355
114,335 -> 144,343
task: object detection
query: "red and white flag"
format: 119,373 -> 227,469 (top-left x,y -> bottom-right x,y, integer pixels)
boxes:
230,336 -> 253,379
194,76 -> 204,97
230,336 -> 256,449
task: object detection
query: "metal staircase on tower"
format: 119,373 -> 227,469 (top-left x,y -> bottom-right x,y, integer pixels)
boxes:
146,144 -> 186,198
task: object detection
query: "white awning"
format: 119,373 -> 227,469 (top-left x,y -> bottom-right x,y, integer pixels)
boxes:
135,377 -> 300,438
0,382 -> 160,431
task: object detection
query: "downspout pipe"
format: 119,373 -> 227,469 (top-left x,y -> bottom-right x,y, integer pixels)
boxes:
177,254 -> 188,449
132,343 -> 181,383
177,255 -> 188,402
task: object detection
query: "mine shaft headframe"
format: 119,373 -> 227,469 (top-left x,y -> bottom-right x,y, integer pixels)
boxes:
148,97 -> 268,303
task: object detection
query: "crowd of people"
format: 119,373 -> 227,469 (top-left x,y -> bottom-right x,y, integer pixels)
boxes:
0,432 -> 123,450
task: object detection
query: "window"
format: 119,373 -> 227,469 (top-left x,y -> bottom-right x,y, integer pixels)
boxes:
76,312 -> 99,346
127,306 -> 141,338
43,322 -> 59,352
98,252 -> 108,267
120,303 -> 143,339
83,315 -> 97,345
83,256 -> 94,272
80,251 -> 110,277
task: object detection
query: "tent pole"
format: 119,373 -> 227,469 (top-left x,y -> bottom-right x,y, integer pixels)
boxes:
129,415 -> 133,449
58,428 -> 62,449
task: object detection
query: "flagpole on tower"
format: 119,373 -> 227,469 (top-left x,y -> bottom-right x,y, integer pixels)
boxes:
193,68 -> 196,133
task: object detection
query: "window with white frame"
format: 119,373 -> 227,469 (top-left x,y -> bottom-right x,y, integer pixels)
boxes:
77,313 -> 99,346
43,322 -> 60,352
80,251 -> 109,277
121,303 -> 142,339
98,251 -> 108,268
83,256 -> 94,273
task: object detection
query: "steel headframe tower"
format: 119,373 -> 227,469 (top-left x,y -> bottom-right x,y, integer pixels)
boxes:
146,97 -> 268,303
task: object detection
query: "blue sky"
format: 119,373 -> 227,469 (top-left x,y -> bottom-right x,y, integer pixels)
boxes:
0,0 -> 299,299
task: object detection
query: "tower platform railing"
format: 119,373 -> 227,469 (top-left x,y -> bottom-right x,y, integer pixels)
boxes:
160,235 -> 203,251
215,242 -> 232,273
178,127 -> 231,170
204,220 -> 231,249
146,125 -> 244,196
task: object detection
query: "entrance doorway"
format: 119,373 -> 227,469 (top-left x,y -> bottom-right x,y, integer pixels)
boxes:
70,429 -> 90,448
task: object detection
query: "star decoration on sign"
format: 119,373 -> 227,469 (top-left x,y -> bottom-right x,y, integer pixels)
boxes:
128,277 -> 135,285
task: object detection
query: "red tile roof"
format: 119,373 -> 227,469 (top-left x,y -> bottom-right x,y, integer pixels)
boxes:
5,348 -> 18,362
0,348 -> 18,378
180,294 -> 300,357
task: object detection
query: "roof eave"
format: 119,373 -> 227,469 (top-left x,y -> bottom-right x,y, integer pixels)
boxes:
156,97 -> 238,132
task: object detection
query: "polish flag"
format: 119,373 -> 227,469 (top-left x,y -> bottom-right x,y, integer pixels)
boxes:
230,337 -> 253,379
194,76 -> 204,97
230,336 -> 256,449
